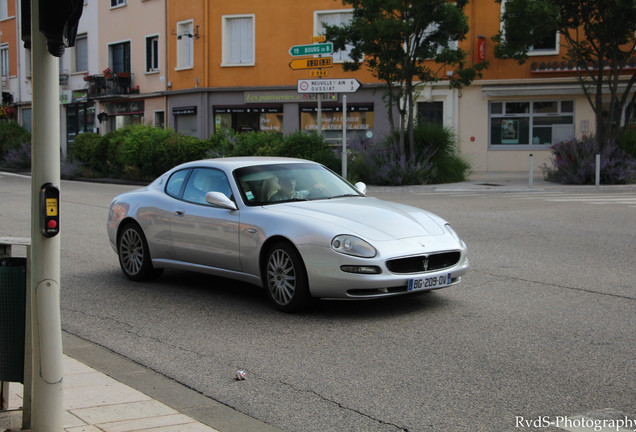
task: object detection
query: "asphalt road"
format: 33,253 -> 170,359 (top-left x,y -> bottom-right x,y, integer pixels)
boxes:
1,172 -> 634,432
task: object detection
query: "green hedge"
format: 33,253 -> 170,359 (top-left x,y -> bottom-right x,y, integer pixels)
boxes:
0,121 -> 30,161
67,125 -> 339,181
3,121 -> 471,185
347,124 -> 471,185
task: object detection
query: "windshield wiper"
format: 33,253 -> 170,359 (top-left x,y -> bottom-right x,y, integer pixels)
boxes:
328,194 -> 362,199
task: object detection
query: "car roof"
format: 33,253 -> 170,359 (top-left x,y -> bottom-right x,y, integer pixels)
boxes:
173,156 -> 314,172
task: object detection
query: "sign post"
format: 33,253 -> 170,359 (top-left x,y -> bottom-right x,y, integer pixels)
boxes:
289,42 -> 333,57
297,79 -> 361,93
289,57 -> 333,70
297,79 -> 361,179
342,95 -> 347,179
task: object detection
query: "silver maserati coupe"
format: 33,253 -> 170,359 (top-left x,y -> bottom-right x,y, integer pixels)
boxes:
107,157 -> 469,311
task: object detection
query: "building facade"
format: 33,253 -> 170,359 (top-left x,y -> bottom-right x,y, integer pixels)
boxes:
165,0 -> 388,148
163,0 -> 634,172
3,0 -> 634,172
95,0 -> 167,137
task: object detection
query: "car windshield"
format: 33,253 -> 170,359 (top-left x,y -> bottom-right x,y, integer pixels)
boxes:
234,163 -> 362,206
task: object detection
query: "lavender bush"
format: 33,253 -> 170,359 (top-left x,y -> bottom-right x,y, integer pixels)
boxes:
347,124 -> 469,185
542,137 -> 636,184
347,136 -> 434,185
2,142 -> 31,169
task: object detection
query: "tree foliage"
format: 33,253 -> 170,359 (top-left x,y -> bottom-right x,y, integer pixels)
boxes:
494,0 -> 636,148
324,0 -> 485,158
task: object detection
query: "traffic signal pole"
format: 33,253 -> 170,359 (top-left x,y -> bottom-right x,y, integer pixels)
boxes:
28,0 -> 64,428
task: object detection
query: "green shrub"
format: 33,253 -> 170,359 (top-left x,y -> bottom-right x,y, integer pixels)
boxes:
118,124 -> 173,179
103,129 -> 128,178
0,121 -> 30,161
278,131 -> 339,171
68,132 -> 108,175
348,124 -> 470,185
415,125 -> 470,183
617,126 -> 636,159
206,129 -> 338,171
157,133 -> 214,173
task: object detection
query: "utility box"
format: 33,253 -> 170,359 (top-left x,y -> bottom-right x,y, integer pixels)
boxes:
0,257 -> 27,383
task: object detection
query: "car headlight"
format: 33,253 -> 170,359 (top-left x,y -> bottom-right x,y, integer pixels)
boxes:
331,235 -> 377,258
445,224 -> 461,242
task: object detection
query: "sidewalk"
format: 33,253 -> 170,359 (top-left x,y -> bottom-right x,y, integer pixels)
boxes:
368,171 -> 636,193
0,333 -> 282,432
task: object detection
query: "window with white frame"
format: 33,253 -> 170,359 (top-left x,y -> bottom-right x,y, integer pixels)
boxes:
176,20 -> 194,69
0,44 -> 9,77
222,15 -> 255,66
418,22 -> 459,59
74,33 -> 88,73
109,41 -> 130,73
528,31 -> 559,55
0,0 -> 8,20
489,100 -> 574,147
146,35 -> 159,72
110,0 -> 126,8
315,10 -> 353,62
500,0 -> 559,56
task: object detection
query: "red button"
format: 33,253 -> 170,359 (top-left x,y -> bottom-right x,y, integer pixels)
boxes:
47,220 -> 57,229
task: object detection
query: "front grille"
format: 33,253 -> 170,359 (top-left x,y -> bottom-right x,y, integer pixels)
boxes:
386,251 -> 461,274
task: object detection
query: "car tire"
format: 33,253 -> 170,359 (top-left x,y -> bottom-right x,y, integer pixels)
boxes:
264,241 -> 311,312
117,222 -> 162,281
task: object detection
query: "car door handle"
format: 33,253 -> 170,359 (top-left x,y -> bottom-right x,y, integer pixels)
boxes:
175,209 -> 185,217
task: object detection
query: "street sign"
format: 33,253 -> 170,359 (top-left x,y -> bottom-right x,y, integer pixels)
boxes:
289,42 -> 333,57
297,78 -> 361,94
289,57 -> 333,70
310,70 -> 328,77
312,35 -> 326,43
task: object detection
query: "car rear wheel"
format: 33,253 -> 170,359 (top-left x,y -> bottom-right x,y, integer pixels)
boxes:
264,241 -> 311,312
118,222 -> 161,281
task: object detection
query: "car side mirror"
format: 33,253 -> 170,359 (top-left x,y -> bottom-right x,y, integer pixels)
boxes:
354,182 -> 367,195
206,192 -> 238,210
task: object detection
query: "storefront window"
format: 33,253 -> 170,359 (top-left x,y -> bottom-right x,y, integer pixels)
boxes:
489,100 -> 574,148
108,100 -> 144,132
214,106 -> 283,133
300,104 -> 374,143
66,103 -> 95,144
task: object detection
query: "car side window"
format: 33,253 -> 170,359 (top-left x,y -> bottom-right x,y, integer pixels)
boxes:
166,169 -> 190,198
182,168 -> 232,205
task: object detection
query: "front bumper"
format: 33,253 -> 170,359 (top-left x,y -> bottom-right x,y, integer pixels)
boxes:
298,238 -> 470,299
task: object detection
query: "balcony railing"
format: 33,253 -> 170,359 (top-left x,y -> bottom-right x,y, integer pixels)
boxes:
84,72 -> 138,97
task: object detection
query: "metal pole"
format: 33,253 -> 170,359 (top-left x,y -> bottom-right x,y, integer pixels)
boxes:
29,0 -> 64,429
595,153 -> 601,188
528,153 -> 533,188
317,93 -> 322,136
342,94 -> 347,179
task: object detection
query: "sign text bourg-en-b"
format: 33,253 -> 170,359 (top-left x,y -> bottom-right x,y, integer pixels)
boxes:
297,78 -> 361,94
289,42 -> 333,57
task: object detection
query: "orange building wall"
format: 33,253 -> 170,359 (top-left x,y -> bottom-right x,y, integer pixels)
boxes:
167,1 -> 627,92
168,0 -> 379,91
1,0 -> 18,77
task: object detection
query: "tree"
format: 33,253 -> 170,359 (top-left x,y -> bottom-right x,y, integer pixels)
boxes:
494,0 -> 636,149
324,0 -> 485,158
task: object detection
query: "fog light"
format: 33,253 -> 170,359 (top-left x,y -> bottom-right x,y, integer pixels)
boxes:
340,265 -> 382,274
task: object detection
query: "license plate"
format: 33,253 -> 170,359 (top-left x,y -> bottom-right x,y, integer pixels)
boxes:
408,273 -> 452,291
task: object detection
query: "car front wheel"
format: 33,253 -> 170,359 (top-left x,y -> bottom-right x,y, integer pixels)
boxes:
264,242 -> 311,312
118,222 -> 161,281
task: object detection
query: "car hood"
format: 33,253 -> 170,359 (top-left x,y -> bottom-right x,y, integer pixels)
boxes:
264,197 -> 446,241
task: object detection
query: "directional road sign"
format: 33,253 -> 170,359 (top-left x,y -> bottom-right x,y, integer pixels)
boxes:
289,57 -> 333,70
297,78 -> 361,94
289,42 -> 333,57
